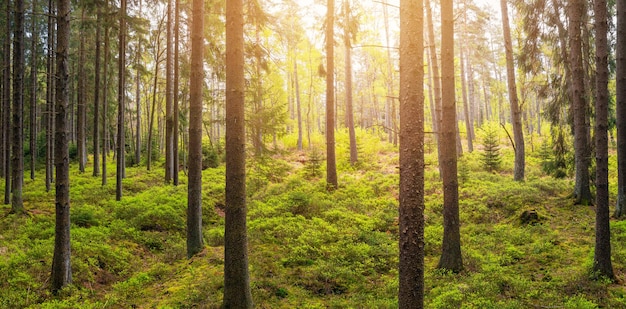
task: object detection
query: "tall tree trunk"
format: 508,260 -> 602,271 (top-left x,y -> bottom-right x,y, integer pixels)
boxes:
77,7 -> 86,173
3,0 -> 11,204
29,0 -> 37,180
295,57 -> 303,151
187,0 -> 203,257
569,0 -> 592,205
164,0 -> 173,183
460,45 -> 473,153
325,0 -> 338,189
147,17 -> 164,171
45,0 -> 54,192
398,0 -> 424,306
438,0 -> 463,272
426,0 -> 441,140
615,0 -> 626,217
500,0 -> 525,181
173,0 -> 180,185
593,0 -> 614,280
102,20 -> 109,186
51,0 -> 72,293
11,0 -> 26,213
93,11 -> 101,177
135,0 -> 142,168
344,0 -> 357,165
116,0 -> 126,201
223,0 -> 253,307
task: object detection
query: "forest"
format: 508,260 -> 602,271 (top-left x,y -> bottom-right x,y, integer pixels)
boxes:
1,0 -> 626,307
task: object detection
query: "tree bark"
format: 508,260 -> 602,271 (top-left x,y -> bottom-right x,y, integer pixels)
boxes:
29,0 -> 37,181
344,0 -> 357,166
45,0 -> 54,192
398,0 -> 425,307
569,0 -> 592,205
116,0 -> 126,201
223,0 -> 253,307
615,0 -> 626,217
165,0 -> 174,183
77,8 -> 86,174
102,19 -> 109,186
3,0 -> 11,204
438,0 -> 463,272
51,0 -> 72,293
500,0 -> 525,181
12,0 -> 26,213
460,44 -> 473,153
593,0 -> 614,280
173,0 -> 180,185
187,0 -> 204,258
325,0 -> 338,190
93,11 -> 101,177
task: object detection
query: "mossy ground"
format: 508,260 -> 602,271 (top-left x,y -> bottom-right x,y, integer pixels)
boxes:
1,129 -> 625,308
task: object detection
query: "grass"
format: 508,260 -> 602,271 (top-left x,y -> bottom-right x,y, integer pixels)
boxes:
0,129 -> 625,308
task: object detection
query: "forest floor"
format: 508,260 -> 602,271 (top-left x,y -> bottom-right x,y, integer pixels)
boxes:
1,129 -> 626,308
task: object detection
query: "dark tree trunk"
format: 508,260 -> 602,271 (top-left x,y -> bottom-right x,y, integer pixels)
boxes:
3,0 -> 11,205
615,0 -> 626,217
325,0 -> 338,190
102,20 -> 109,186
593,0 -> 614,280
12,0 -> 26,213
173,0 -> 180,185
569,0 -> 592,205
29,0 -> 37,180
501,0 -> 525,181
116,0 -> 126,201
438,0 -> 463,273
187,0 -> 203,258
344,0 -> 357,166
164,0 -> 173,183
51,0 -> 72,293
398,0 -> 425,306
93,11 -> 101,177
77,8 -> 86,173
223,0 -> 253,307
45,0 -> 54,192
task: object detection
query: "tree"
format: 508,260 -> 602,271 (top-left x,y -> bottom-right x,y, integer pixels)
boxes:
569,0 -> 592,205
3,0 -> 11,205
223,0 -> 253,307
398,0 -> 424,306
117,0 -> 127,201
51,0 -> 72,293
426,0 -> 442,176
77,7 -> 86,174
326,0 -> 338,190
164,0 -> 174,183
173,0 -> 180,186
11,0 -> 26,213
102,11 -> 110,186
29,0 -> 38,181
187,0 -> 203,258
93,10 -> 101,177
500,0 -> 525,181
593,0 -> 614,280
343,0 -> 357,166
45,0 -> 54,192
438,0 -> 463,272
615,0 -> 626,217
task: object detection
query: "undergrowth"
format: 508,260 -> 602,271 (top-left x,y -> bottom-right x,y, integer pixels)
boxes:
0,129 -> 624,308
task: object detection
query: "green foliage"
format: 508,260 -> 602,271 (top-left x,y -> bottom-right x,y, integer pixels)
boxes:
479,122 -> 502,172
303,148 -> 323,179
202,141 -> 220,169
